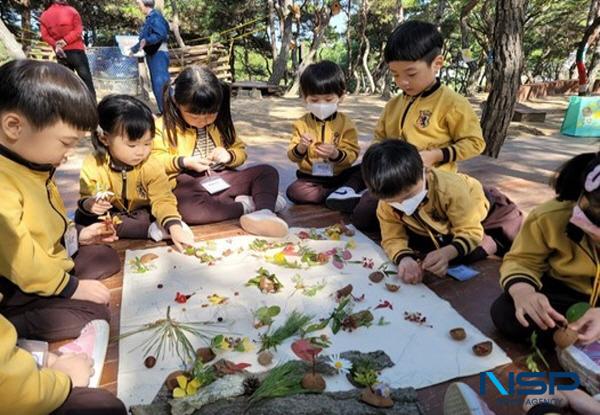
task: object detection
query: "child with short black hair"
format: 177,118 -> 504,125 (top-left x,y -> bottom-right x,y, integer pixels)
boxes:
75,94 -> 195,251
152,66 -> 288,237
353,20 -> 486,232
286,60 -> 364,213
0,59 -> 125,414
492,152 -> 600,346
362,140 -> 521,284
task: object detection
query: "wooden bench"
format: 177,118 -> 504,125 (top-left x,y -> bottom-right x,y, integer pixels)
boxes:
231,80 -> 283,98
512,103 -> 547,123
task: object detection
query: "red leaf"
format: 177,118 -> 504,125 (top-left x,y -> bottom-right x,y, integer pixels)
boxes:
352,293 -> 365,302
375,300 -> 393,310
282,244 -> 297,255
232,362 -> 252,371
174,292 -> 194,304
291,339 -> 322,362
297,231 -> 310,240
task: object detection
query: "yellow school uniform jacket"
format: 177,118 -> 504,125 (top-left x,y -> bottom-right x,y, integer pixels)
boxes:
378,168 -> 489,264
373,81 -> 485,172
79,153 -> 181,229
0,315 -> 70,415
0,145 -> 78,298
288,112 -> 360,176
151,117 -> 247,182
500,199 -> 599,297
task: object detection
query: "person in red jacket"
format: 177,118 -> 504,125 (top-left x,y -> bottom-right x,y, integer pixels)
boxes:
40,0 -> 96,100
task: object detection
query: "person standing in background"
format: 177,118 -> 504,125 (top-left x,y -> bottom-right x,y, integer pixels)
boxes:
131,0 -> 170,115
40,0 -> 97,100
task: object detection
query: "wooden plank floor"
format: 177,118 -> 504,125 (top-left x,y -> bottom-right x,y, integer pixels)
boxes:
50,205 -> 558,414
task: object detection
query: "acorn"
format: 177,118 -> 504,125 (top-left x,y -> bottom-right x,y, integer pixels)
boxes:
450,328 -> 466,341
473,341 -> 493,357
385,283 -> 400,292
259,276 -> 276,293
336,284 -> 353,300
369,271 -> 385,283
140,253 -> 159,265
553,326 -> 578,349
196,347 -> 216,363
144,355 -> 156,368
257,351 -> 273,366
301,373 -> 326,392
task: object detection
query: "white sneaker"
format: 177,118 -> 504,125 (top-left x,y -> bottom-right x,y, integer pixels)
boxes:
443,382 -> 495,415
235,194 -> 287,214
58,320 -> 109,388
325,186 -> 361,213
240,209 -> 289,237
148,221 -> 193,242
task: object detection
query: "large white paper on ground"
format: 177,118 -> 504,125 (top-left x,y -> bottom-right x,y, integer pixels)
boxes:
117,227 -> 511,408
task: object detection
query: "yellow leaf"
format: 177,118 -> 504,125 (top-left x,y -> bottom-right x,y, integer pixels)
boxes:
189,378 -> 202,389
208,294 -> 227,305
176,375 -> 188,389
241,337 -> 254,352
274,252 -> 286,264
173,387 -> 186,398
186,383 -> 199,395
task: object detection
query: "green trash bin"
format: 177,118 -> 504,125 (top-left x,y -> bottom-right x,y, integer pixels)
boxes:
561,96 -> 600,138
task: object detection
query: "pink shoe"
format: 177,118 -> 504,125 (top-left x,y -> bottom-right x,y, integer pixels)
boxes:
59,320 -> 109,388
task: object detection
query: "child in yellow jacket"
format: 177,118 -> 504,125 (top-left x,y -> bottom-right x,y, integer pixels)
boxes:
0,60 -> 122,344
75,94 -> 194,251
492,152 -> 600,346
361,140 -> 521,284
0,314 -> 126,415
152,66 -> 288,237
286,61 -> 363,213
353,21 -> 486,233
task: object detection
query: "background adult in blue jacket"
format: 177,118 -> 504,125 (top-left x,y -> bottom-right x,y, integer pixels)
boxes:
132,0 -> 170,114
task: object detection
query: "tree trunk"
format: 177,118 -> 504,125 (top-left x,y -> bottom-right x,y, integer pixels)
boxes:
267,0 -> 278,60
170,0 -> 185,48
0,18 -> 26,59
480,0 -> 525,158
459,0 -> 480,96
269,0 -> 294,86
435,0 -> 446,27
381,0 -> 403,98
576,0 -> 600,95
287,5 -> 333,96
587,40 -> 600,92
362,36 -> 375,93
345,0 -> 353,81
20,1 -> 31,50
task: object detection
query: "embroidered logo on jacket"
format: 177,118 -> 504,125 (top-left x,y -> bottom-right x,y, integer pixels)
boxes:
417,110 -> 432,128
333,132 -> 341,145
136,181 -> 148,199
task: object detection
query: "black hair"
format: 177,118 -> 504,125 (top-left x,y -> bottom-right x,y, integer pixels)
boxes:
384,20 -> 443,64
552,152 -> 600,224
0,59 -> 97,132
361,139 -> 424,199
140,0 -> 155,8
92,94 -> 155,157
300,60 -> 346,97
162,66 -> 236,148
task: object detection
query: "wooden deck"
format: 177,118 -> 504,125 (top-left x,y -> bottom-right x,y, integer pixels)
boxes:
47,204 -> 561,414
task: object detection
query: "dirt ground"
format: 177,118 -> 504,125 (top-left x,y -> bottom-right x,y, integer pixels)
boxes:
56,93 -> 598,213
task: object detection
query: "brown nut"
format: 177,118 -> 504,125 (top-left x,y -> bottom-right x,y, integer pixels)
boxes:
369,271 -> 385,283
553,327 -> 578,349
450,327 -> 466,341
473,341 -> 493,357
385,283 -> 400,292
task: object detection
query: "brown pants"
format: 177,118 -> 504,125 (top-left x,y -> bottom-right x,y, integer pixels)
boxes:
0,245 -> 120,342
51,387 -> 127,415
286,165 -> 365,205
359,186 -> 523,261
76,206 -> 153,239
174,165 -> 279,225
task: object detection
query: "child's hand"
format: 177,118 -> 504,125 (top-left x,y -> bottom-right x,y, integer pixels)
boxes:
419,149 -> 443,167
184,156 -> 212,173
79,223 -> 118,245
210,147 -> 232,164
422,245 -> 457,277
297,134 -> 314,153
83,198 -> 112,216
509,282 -> 566,330
71,280 -> 110,305
397,257 -> 423,284
169,223 -> 195,253
50,352 -> 93,387
569,308 -> 600,345
315,143 -> 339,160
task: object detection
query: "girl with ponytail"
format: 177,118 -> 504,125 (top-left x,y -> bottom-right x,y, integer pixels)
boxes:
151,66 -> 288,237
491,152 -> 600,346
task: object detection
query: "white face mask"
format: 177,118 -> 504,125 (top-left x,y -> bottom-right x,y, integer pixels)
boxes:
306,102 -> 338,121
390,180 -> 427,216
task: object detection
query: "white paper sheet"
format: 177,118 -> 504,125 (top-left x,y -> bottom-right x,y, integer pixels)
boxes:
117,227 -> 511,408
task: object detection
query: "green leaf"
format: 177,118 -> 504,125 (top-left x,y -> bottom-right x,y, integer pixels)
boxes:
566,302 -> 590,323
268,306 -> 281,317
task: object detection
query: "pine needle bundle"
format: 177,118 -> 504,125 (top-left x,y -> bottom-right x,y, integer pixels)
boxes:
259,311 -> 313,352
249,360 -> 308,404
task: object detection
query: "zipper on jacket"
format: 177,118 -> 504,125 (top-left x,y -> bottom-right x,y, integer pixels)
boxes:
121,170 -> 129,210
46,170 -> 68,237
320,122 -> 326,144
400,96 -> 419,131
